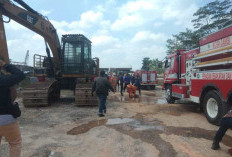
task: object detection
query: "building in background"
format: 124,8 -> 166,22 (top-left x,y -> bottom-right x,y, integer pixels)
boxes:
100,67 -> 132,76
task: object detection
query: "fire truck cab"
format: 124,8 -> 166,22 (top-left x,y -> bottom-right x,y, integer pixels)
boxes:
163,25 -> 232,125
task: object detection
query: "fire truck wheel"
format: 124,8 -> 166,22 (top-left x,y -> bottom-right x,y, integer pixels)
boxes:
165,85 -> 175,103
203,90 -> 228,125
150,85 -> 156,90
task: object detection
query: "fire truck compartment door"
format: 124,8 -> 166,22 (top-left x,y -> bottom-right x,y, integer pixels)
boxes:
150,73 -> 155,81
142,73 -> 147,82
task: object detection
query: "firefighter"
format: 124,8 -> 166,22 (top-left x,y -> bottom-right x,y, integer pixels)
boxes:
211,108 -> 232,151
111,74 -> 118,92
126,84 -> 137,98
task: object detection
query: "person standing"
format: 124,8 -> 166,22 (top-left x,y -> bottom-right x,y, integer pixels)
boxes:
123,73 -> 131,92
0,59 -> 25,157
134,73 -> 141,95
211,108 -> 232,151
116,75 -> 120,92
119,73 -> 124,96
92,71 -> 114,117
111,74 -> 118,92
131,74 -> 135,85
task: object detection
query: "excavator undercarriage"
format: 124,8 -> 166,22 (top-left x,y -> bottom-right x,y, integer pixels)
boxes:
23,80 -> 98,107
22,80 -> 60,107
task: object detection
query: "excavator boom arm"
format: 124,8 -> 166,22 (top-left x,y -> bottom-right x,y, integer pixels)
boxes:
0,0 -> 61,69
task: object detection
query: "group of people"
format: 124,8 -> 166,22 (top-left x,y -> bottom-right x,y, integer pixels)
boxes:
0,60 -> 231,156
118,73 -> 141,96
105,72 -> 142,97
92,71 -> 142,117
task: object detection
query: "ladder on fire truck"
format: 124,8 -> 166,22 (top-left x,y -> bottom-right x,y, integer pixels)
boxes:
193,45 -> 232,68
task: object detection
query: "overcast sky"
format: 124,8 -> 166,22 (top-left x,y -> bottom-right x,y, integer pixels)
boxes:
4,0 -> 210,70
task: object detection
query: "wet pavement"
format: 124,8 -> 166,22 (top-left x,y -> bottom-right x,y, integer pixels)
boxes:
109,89 -> 167,105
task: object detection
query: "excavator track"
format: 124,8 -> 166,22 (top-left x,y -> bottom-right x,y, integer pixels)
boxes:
22,80 -> 60,107
75,83 -> 98,106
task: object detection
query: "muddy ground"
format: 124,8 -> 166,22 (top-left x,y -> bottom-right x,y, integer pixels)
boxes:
0,86 -> 232,157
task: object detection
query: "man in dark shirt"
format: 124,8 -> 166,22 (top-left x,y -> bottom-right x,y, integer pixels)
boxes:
119,73 -> 124,96
92,71 -> 114,117
134,73 -> 141,95
123,73 -> 131,92
211,109 -> 232,152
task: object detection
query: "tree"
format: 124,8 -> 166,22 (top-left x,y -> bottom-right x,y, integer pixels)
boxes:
166,0 -> 232,55
166,38 -> 183,55
166,29 -> 200,54
213,0 -> 232,28
149,58 -> 163,74
141,57 -> 151,71
141,58 -> 163,74
192,0 -> 232,36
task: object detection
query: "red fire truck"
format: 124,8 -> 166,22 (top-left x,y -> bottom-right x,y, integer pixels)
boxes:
163,24 -> 232,125
134,70 -> 158,89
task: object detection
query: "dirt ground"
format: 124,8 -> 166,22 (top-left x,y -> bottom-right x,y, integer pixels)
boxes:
0,86 -> 232,157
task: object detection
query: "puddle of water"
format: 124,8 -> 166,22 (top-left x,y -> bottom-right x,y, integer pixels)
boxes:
134,125 -> 163,131
156,99 -> 167,104
110,95 -> 157,104
131,120 -> 164,131
143,93 -> 156,96
106,118 -> 134,125
106,118 -> 164,131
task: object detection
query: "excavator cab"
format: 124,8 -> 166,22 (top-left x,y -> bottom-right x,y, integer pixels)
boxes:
61,34 -> 97,76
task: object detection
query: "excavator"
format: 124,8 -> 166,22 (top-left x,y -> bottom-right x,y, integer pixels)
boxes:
0,0 -> 99,107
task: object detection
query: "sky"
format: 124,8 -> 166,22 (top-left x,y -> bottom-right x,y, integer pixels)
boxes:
3,0 -> 211,70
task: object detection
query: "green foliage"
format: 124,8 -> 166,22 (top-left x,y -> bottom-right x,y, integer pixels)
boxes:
166,29 -> 200,55
141,57 -> 163,74
166,0 -> 232,54
149,58 -> 163,74
192,0 -> 232,35
141,57 -> 151,71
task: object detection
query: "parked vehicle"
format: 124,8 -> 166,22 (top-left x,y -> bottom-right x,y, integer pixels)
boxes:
134,70 -> 158,90
163,24 -> 232,125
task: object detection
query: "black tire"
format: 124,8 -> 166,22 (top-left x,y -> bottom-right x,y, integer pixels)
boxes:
150,85 -> 155,90
143,86 -> 147,90
165,85 -> 175,104
203,90 -> 230,125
